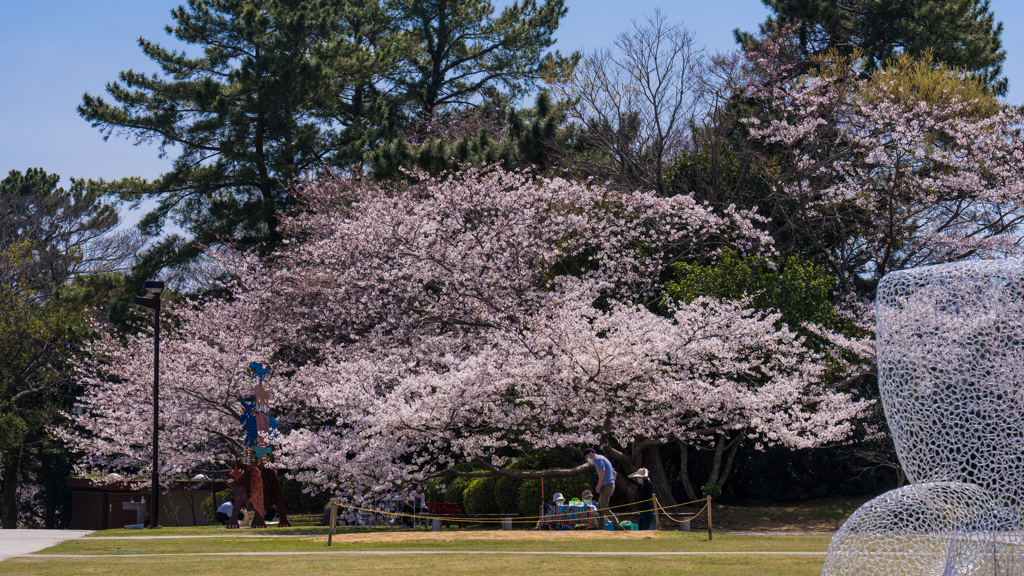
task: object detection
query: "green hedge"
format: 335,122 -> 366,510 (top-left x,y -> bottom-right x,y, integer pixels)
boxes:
494,476 -> 521,513
463,477 -> 499,514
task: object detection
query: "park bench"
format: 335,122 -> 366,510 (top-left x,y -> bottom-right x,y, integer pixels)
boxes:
426,512 -> 519,531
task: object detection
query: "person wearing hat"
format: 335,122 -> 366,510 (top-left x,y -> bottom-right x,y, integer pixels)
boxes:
533,492 -> 567,530
629,468 -> 656,530
583,447 -> 622,529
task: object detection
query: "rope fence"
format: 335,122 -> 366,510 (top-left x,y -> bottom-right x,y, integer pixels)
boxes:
324,495 -> 716,545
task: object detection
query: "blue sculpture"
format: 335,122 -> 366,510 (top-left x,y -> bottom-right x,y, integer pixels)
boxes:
239,396 -> 278,449
249,362 -> 270,385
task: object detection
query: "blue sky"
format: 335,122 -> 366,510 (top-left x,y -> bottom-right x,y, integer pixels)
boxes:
2,0 -> 1023,201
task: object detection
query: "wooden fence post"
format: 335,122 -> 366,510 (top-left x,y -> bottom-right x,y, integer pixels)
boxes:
707,496 -> 713,541
327,503 -> 337,546
653,495 -> 661,530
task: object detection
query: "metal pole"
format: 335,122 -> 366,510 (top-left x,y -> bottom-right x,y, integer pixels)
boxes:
151,295 -> 160,528
707,495 -> 712,541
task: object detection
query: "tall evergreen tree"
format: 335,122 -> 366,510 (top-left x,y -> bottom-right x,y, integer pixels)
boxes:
81,0 -> 571,286
738,0 -> 1007,95
0,169 -> 132,528
80,0 -> 399,283
390,0 -> 571,116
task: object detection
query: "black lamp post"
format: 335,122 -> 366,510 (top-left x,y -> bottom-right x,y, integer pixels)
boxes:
133,280 -> 165,529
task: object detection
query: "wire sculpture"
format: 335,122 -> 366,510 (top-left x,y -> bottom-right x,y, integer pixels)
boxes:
823,258 -> 1024,575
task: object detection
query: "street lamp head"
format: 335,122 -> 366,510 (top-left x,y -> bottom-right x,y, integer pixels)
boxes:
143,280 -> 165,295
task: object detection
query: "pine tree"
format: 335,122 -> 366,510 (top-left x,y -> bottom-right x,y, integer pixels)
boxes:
369,91 -> 564,180
80,0 -> 572,285
738,0 -> 1007,95
79,0 -> 400,282
390,0 -> 572,116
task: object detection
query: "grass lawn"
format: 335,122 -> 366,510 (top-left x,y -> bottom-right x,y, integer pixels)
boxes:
0,529 -> 831,576
1,554 -> 826,576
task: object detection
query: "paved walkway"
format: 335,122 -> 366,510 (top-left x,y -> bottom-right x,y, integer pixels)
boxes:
0,530 -> 92,561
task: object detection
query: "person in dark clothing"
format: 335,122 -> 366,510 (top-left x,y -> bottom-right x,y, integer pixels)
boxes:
629,467 -> 655,530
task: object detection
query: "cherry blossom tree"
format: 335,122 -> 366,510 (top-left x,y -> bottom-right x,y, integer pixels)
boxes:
740,28 -> 1024,296
62,167 -> 869,505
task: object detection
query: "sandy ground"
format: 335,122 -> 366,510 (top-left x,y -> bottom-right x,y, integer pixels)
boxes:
303,530 -> 666,544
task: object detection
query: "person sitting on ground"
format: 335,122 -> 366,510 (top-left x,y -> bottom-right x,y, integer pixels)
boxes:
628,468 -> 655,530
584,447 -> 623,529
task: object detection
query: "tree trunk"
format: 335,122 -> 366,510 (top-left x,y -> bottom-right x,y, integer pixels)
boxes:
677,441 -> 699,502
641,445 -> 678,506
42,450 -> 58,529
1,445 -> 23,529
706,434 -> 742,488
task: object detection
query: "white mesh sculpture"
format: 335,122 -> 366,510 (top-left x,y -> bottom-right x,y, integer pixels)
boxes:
823,259 -> 1024,576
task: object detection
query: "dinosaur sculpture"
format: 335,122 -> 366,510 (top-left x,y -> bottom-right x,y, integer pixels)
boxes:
225,460 -> 290,529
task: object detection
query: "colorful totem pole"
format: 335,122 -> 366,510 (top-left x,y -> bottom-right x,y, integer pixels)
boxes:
226,362 -> 290,529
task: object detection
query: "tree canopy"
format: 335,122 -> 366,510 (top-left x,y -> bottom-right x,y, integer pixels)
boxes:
740,0 -> 1008,94
79,0 -> 572,286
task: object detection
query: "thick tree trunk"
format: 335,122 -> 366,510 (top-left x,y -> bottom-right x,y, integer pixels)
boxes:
641,445 -> 678,506
1,446 -> 23,529
677,441 -> 699,502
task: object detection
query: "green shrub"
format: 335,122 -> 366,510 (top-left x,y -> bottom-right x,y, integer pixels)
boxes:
701,484 -> 723,499
201,489 -> 234,521
440,476 -> 474,508
463,477 -> 499,514
516,476 -> 590,518
494,476 -> 521,513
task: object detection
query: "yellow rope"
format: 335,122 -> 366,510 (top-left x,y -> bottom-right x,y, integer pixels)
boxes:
656,500 -> 708,524
330,498 -> 661,524
327,496 -> 707,526
330,502 -> 541,524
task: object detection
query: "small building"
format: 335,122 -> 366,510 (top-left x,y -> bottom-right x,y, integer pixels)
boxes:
67,478 -> 229,530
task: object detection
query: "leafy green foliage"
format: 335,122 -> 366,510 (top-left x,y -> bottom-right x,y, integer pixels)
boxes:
370,91 -> 564,179
0,245 -> 90,528
667,250 -> 843,335
701,484 -> 722,499
462,477 -> 499,514
391,0 -> 573,115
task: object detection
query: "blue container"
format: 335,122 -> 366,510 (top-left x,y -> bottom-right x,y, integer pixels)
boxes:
604,520 -> 614,531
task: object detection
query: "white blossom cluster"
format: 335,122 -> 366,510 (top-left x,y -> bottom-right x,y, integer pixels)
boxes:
62,167 -> 870,499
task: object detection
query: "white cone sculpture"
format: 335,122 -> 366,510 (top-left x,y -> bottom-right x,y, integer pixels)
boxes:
823,259 -> 1024,576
